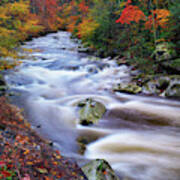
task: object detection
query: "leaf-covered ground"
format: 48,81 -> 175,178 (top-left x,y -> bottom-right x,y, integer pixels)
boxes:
0,97 -> 87,180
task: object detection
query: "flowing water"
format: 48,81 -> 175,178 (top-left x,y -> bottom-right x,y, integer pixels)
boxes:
5,32 -> 180,180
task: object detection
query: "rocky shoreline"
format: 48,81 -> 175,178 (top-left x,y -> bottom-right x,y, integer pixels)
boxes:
0,77 -> 122,179
0,96 -> 87,179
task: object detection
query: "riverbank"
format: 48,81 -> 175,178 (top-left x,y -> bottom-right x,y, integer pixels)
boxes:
0,96 -> 87,179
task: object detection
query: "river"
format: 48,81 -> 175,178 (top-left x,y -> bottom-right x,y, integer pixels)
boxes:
5,31 -> 180,180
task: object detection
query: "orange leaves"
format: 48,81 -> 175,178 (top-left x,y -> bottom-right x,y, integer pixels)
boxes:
116,5 -> 145,24
145,9 -> 170,29
116,0 -> 170,31
66,15 -> 80,32
78,1 -> 89,13
32,0 -> 60,31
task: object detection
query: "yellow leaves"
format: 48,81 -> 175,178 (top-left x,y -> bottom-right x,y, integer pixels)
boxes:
53,152 -> 61,160
77,18 -> 99,40
6,1 -> 29,20
0,0 -> 44,68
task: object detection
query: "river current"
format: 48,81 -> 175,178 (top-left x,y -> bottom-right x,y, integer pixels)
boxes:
6,32 -> 180,180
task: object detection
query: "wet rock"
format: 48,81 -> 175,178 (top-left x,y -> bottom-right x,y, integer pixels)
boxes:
114,83 -> 142,94
86,64 -> 99,74
157,77 -> 170,90
142,77 -> 164,95
78,45 -> 89,53
82,159 -> 120,180
78,98 -> 106,126
165,83 -> 180,97
141,75 -> 180,97
77,135 -> 100,154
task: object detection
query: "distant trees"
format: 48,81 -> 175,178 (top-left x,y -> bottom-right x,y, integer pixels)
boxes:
0,0 -> 44,69
54,0 -> 179,72
0,0 -> 179,71
29,0 -> 61,30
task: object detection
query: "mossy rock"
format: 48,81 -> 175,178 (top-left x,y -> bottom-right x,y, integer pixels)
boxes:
113,83 -> 142,94
165,83 -> 180,97
82,159 -> 120,180
142,75 -> 180,96
153,42 -> 176,61
78,98 -> 106,126
143,81 -> 160,95
157,77 -> 170,90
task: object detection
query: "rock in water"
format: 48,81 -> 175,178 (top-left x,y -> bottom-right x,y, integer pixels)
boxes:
82,159 -> 120,180
141,75 -> 180,97
113,83 -> 142,94
78,98 -> 106,126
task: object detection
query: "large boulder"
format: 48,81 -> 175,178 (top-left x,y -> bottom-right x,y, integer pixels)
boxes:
78,98 -> 106,126
82,159 -> 120,180
153,42 -> 176,62
113,83 -> 142,94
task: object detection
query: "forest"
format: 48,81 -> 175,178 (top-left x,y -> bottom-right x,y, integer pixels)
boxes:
0,0 -> 180,179
0,0 -> 179,72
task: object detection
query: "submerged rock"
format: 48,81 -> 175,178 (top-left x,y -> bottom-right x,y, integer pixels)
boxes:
114,83 -> 142,94
78,98 -> 106,126
82,159 -> 120,180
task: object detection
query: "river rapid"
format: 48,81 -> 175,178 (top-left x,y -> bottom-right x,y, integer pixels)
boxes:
5,32 -> 180,180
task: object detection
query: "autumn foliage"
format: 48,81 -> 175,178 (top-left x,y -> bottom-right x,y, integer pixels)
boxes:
116,5 -> 146,24
145,9 -> 170,29
0,97 -> 86,179
0,0 -> 179,70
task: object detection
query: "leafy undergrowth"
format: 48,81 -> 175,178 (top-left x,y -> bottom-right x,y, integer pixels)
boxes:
0,97 -> 87,180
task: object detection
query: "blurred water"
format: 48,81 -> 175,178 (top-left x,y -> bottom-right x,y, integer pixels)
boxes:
6,31 -> 180,180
